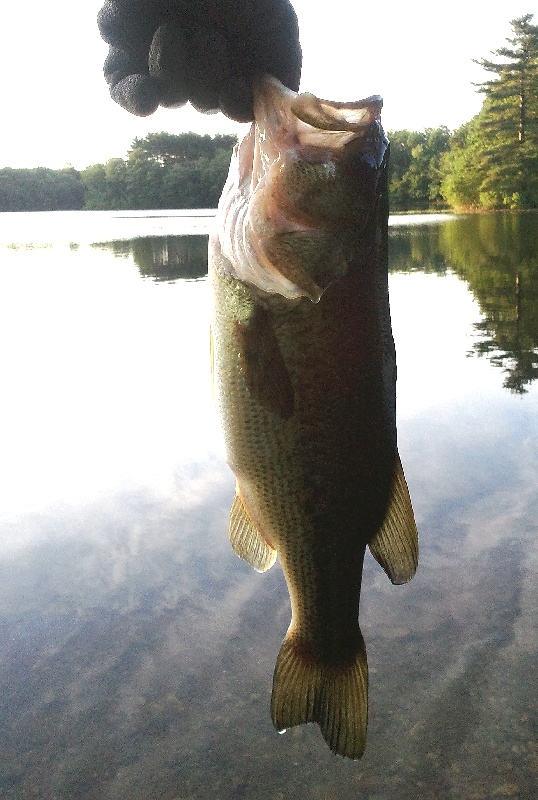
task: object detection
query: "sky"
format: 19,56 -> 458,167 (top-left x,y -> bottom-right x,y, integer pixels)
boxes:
1,0 -> 534,169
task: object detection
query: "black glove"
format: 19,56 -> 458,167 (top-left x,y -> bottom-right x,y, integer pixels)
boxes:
98,0 -> 302,122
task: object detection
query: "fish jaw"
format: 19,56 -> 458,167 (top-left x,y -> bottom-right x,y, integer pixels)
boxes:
216,76 -> 389,302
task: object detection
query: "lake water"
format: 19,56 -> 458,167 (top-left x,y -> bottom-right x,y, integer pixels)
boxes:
0,210 -> 537,799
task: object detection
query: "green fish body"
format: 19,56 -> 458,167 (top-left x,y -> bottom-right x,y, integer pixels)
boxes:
209,77 -> 418,759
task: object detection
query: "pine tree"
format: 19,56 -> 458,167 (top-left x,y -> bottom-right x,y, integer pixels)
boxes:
473,14 -> 538,208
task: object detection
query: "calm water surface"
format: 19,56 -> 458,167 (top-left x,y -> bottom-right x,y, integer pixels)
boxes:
0,210 -> 537,799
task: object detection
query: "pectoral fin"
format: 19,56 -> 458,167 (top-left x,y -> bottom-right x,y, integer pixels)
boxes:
368,455 -> 418,585
229,488 -> 277,573
236,305 -> 294,420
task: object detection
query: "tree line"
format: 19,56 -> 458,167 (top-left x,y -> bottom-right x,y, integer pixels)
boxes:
388,14 -> 538,211
0,133 -> 237,212
0,126 -> 454,213
82,132 -> 237,210
442,14 -> 538,209
0,167 -> 85,212
1,15 -> 536,213
0,125 -> 454,213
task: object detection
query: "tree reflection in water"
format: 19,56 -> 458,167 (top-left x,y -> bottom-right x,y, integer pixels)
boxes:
390,211 -> 538,393
1,210 -> 537,797
95,213 -> 538,393
94,234 -> 208,282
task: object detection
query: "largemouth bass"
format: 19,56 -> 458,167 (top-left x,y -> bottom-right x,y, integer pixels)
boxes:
209,76 -> 418,759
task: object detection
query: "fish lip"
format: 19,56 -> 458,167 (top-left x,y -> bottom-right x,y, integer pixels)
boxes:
254,75 -> 388,166
291,91 -> 384,132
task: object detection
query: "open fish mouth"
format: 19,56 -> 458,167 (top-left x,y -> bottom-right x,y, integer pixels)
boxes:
259,77 -> 387,164
216,76 -> 389,302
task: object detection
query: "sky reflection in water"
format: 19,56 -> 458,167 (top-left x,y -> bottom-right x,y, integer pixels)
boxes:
0,212 -> 536,799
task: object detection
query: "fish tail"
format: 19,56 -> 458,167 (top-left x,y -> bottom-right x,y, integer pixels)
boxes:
270,633 -> 368,759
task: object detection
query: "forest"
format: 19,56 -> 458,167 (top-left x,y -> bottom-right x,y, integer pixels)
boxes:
1,14 -> 536,213
0,133 -> 237,212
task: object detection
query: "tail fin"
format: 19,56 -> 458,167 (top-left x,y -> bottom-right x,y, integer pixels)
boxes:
270,634 -> 368,759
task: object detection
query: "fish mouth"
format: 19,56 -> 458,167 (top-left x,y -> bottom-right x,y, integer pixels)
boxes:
254,75 -> 388,169
216,76 -> 389,302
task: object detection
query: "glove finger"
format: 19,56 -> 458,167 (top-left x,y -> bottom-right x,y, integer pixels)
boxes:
97,0 -> 164,56
185,26 -> 231,112
104,46 -> 147,87
256,13 -> 302,91
110,74 -> 161,116
219,75 -> 254,122
149,23 -> 190,108
220,0 -> 293,38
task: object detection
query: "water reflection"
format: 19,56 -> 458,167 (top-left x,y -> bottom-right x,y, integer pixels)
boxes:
1,414 -> 537,798
30,209 -> 537,394
94,234 -> 208,282
389,223 -> 449,275
0,211 -> 537,799
0,209 -> 215,247
438,213 -> 538,394
92,211 -> 538,391
389,211 -> 538,393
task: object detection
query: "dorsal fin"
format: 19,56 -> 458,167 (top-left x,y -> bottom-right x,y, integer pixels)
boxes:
368,454 -> 418,585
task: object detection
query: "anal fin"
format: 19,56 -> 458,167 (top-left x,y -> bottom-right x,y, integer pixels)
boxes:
229,488 -> 277,573
369,453 -> 418,585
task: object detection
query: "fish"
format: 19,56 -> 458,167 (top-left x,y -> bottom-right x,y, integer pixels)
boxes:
209,76 -> 418,759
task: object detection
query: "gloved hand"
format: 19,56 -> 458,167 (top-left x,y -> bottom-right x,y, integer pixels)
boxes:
97,0 -> 302,122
